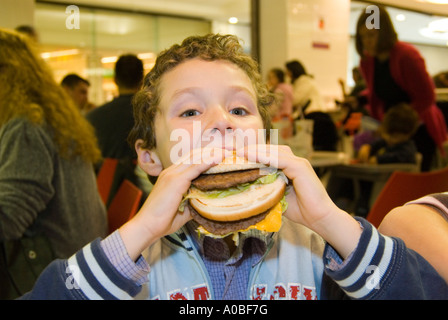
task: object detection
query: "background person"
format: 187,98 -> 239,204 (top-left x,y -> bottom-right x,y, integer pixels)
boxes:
61,73 -> 94,115
266,68 -> 294,140
355,5 -> 447,171
266,67 -> 293,121
285,60 -> 325,117
86,54 -> 143,161
86,54 -> 147,202
0,28 -> 107,299
379,192 -> 448,283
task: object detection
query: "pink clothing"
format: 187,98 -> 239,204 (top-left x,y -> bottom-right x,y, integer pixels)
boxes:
273,82 -> 294,119
360,41 -> 447,151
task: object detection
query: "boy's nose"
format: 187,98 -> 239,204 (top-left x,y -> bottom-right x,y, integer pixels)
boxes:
204,106 -> 235,135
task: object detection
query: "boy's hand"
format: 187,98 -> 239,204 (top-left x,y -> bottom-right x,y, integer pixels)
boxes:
237,144 -> 362,259
119,148 -> 229,261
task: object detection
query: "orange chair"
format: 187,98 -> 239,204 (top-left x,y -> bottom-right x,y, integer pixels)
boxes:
107,179 -> 143,234
96,158 -> 119,205
367,166 -> 448,228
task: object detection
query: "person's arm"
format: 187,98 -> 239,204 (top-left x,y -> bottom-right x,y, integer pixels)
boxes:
119,148 -> 227,261
395,44 -> 435,116
0,119 -> 56,241
20,230 -> 152,300
238,145 -> 448,299
379,195 -> 448,283
20,148 -> 228,300
322,217 -> 448,299
238,145 -> 362,259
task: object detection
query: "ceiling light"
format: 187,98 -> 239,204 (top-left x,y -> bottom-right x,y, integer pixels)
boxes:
228,17 -> 238,24
396,14 -> 406,21
137,52 -> 155,60
422,0 -> 448,4
101,56 -> 118,64
41,49 -> 80,59
428,18 -> 448,32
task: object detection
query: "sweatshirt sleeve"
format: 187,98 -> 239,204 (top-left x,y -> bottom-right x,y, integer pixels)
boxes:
323,217 -> 448,299
20,237 -> 149,300
0,118 -> 55,240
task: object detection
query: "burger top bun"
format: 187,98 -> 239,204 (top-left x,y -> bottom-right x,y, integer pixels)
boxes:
204,155 -> 266,175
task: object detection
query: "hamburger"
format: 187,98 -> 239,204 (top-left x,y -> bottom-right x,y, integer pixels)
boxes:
181,155 -> 288,238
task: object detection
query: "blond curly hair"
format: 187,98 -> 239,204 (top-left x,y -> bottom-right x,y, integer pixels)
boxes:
0,28 -> 101,163
128,33 -> 274,150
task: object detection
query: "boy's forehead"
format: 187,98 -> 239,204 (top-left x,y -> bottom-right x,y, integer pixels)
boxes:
158,58 -> 256,100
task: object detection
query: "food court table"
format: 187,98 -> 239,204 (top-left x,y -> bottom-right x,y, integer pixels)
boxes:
308,151 -> 350,168
326,162 -> 420,211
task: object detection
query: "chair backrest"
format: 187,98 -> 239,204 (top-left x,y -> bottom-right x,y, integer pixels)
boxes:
367,166 -> 448,228
96,158 -> 119,204
107,179 -> 143,234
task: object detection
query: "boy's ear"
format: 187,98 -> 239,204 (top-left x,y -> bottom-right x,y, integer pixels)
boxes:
135,139 -> 163,176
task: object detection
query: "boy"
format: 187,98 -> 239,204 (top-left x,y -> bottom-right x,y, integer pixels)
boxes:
23,34 -> 446,300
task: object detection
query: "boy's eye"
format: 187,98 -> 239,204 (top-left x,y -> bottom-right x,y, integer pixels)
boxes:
180,109 -> 200,117
230,107 -> 248,116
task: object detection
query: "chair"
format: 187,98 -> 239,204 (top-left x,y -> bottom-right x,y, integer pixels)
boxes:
366,166 -> 448,228
107,179 -> 143,234
96,158 -> 119,204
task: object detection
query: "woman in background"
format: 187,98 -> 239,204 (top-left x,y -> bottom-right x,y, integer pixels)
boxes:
0,29 -> 107,298
355,5 -> 447,171
266,68 -> 294,121
285,60 -> 325,117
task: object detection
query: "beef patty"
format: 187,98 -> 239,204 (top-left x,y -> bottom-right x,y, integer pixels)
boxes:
189,204 -> 270,236
191,169 -> 264,191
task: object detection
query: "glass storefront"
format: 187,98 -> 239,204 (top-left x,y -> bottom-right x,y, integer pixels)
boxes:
35,2 -> 213,106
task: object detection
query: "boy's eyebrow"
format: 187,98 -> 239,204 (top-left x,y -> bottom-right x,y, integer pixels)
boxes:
170,87 -> 202,102
170,85 -> 256,102
228,85 -> 257,101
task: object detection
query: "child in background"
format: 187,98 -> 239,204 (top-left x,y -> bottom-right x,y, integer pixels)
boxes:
357,103 -> 419,165
354,104 -> 419,217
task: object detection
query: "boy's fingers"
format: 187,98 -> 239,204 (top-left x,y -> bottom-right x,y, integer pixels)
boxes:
171,147 -> 232,181
236,144 -> 291,168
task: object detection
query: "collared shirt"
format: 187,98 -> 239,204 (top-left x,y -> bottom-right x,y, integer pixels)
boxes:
186,222 -> 271,300
101,223 -> 272,300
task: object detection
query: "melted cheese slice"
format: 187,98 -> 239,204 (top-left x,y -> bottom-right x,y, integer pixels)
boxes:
242,201 -> 283,233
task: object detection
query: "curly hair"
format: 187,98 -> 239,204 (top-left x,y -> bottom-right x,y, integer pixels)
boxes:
128,33 -> 274,150
0,28 -> 101,163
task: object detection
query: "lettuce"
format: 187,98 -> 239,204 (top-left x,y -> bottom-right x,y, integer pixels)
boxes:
191,172 -> 279,199
178,171 -> 286,212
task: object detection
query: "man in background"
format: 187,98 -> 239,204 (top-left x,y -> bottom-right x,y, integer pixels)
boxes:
61,73 -> 93,115
86,54 -> 147,203
86,54 -> 143,160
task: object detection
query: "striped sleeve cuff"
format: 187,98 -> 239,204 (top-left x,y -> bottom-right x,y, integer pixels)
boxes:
101,230 -> 150,286
324,218 -> 394,299
66,239 -> 145,300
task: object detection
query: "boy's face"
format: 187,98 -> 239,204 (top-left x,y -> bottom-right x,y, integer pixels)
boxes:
152,58 -> 265,168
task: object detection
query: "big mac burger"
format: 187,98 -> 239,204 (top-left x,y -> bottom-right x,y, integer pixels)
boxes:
181,155 -> 288,238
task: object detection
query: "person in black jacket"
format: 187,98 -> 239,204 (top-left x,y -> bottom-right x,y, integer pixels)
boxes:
86,55 -> 146,203
86,54 -> 144,161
